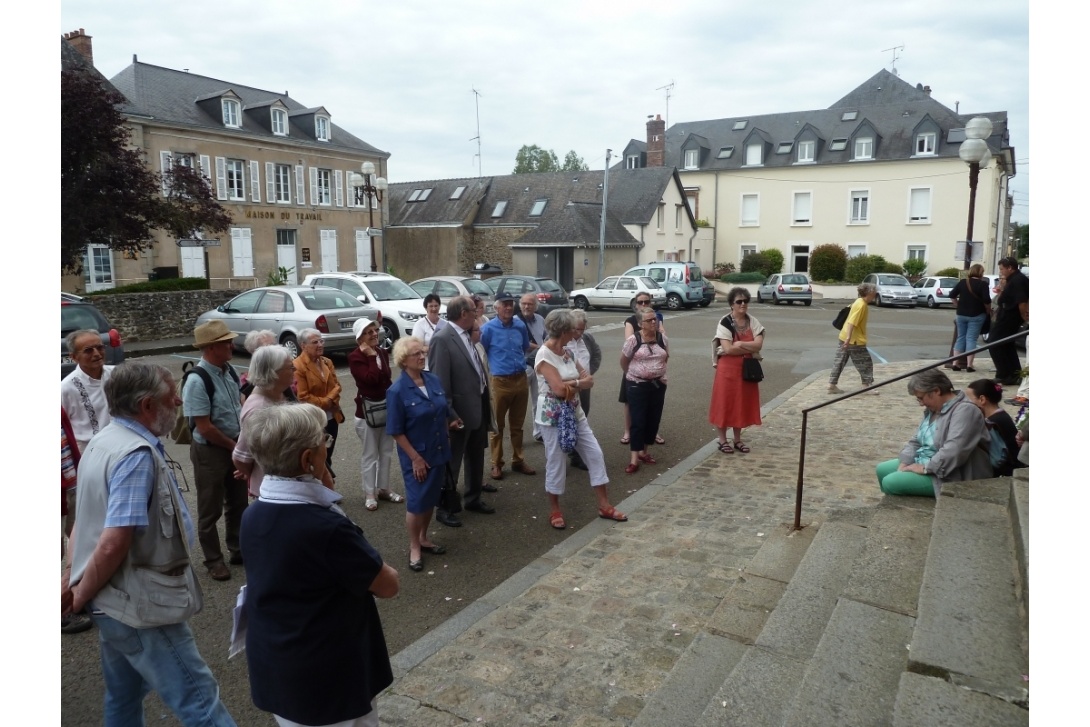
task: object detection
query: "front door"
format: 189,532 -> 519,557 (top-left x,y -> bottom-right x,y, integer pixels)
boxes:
792,245 -> 810,273
83,245 -> 115,291
276,229 -> 298,284
536,248 -> 556,280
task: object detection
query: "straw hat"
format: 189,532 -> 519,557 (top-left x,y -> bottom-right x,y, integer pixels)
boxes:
193,320 -> 238,348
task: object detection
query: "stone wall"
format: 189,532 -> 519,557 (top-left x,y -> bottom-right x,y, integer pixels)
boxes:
89,290 -> 237,342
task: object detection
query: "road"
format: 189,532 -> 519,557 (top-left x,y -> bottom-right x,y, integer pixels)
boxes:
61,298 -> 962,724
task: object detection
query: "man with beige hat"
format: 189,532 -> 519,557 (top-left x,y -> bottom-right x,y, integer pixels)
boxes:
182,320 -> 245,581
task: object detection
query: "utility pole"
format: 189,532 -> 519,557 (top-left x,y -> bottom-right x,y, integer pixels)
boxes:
471,88 -> 483,178
598,149 -> 611,284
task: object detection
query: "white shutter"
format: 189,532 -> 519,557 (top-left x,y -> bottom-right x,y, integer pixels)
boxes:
250,160 -> 261,202
320,230 -> 338,272
295,165 -> 305,207
741,195 -> 758,225
334,170 -> 344,208
160,151 -> 173,195
199,155 -> 211,184
265,162 -> 275,203
355,229 -> 371,271
230,228 -> 254,277
909,188 -> 931,222
215,157 -> 227,200
346,171 -> 355,208
310,167 -> 318,207
793,192 -> 812,224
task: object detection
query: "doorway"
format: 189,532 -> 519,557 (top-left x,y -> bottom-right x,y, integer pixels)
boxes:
791,245 -> 810,273
276,230 -> 298,283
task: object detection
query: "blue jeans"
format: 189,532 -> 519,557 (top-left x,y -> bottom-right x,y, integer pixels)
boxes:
92,613 -> 236,727
954,313 -> 988,355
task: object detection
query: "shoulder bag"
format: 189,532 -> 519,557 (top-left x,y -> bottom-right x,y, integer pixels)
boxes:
360,395 -> 387,428
438,465 -> 463,514
742,357 -> 764,382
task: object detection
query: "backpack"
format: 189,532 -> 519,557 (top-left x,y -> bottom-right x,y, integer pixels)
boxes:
625,330 -> 667,360
171,361 -> 241,444
832,306 -> 851,330
984,421 -> 1008,471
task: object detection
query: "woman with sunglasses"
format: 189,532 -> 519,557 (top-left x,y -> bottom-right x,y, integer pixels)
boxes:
618,294 -> 665,446
350,317 -> 405,512
709,287 -> 764,454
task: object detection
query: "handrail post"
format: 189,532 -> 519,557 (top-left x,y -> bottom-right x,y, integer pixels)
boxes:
795,411 -> 808,531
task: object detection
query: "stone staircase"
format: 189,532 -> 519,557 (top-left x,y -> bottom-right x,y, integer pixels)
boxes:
633,470 -> 1029,727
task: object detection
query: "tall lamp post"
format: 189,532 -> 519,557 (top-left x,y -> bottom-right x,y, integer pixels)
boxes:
350,161 -> 388,272
958,117 -> 993,271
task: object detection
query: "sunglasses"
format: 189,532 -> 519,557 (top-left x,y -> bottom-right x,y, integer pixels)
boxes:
732,300 -> 749,306
635,300 -> 651,306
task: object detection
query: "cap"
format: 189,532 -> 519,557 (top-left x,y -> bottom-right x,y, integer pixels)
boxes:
193,320 -> 238,348
352,317 -> 378,340
494,291 -> 517,302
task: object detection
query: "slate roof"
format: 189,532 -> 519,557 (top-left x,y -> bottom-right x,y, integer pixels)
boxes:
386,177 -> 487,226
61,38 -> 142,116
108,61 -> 387,156
510,202 -> 639,248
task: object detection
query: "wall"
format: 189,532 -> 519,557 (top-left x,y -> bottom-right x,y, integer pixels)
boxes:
90,290 -> 237,342
469,227 -> 525,273
384,227 -> 463,281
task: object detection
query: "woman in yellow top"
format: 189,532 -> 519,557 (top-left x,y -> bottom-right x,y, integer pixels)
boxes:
828,283 -> 878,394
294,328 -> 345,479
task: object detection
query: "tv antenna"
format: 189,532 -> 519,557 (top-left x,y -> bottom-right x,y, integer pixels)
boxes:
470,88 -> 483,178
656,80 -> 675,130
883,45 -> 905,76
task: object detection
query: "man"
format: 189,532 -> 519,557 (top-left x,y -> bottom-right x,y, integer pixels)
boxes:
183,320 -> 245,581
427,296 -> 495,525
63,362 -> 236,726
519,294 -> 547,442
988,257 -> 1029,386
481,292 -> 537,480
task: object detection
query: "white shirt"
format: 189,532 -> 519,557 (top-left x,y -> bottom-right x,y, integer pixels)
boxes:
61,365 -> 115,452
564,338 -> 591,374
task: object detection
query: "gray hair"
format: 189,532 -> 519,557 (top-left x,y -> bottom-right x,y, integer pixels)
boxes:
244,329 -> 277,354
907,369 -> 955,396
857,283 -> 877,298
246,403 -> 327,476
392,335 -> 424,368
66,329 -> 101,353
105,362 -> 173,419
445,295 -> 474,323
298,328 -> 322,346
249,345 -> 293,389
569,309 -> 587,326
544,308 -> 575,339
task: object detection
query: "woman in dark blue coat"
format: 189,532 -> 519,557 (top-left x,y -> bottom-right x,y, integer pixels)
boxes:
387,336 -> 455,572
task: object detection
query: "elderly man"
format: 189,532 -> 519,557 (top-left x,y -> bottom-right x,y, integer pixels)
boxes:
519,294 -> 547,442
62,329 -> 117,453
63,362 -> 236,726
427,296 -> 494,525
481,292 -> 537,480
183,320 -> 245,581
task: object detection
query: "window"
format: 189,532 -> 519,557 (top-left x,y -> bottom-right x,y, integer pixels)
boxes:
792,192 -> 812,225
450,186 -> 466,200
174,154 -> 194,169
407,189 -> 422,202
907,245 -> 927,261
732,120 -> 748,131
853,137 -> 873,160
222,99 -> 240,128
850,190 -> 870,224
417,188 -> 432,201
915,132 -> 937,156
529,199 -> 547,216
675,205 -> 683,231
829,138 -> 848,152
491,200 -> 508,218
797,140 -> 815,163
226,159 -> 245,201
847,244 -> 867,258
684,149 -> 699,169
776,142 -> 793,155
315,116 -> 330,142
684,188 -> 699,218
908,188 -> 932,223
272,108 -> 287,136
841,111 -> 858,121
626,154 -> 640,169
316,169 -> 332,206
740,244 -> 757,258
656,203 -> 665,232
745,143 -> 762,166
717,146 -> 734,159
740,194 -> 759,226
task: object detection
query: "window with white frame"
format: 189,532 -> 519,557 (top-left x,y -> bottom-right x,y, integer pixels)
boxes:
272,108 -> 288,136
684,149 -> 699,169
315,168 -> 332,205
792,192 -> 812,225
450,186 -> 466,200
745,143 -> 762,166
530,199 -> 547,216
853,137 -> 873,160
226,159 -> 245,200
684,189 -> 699,218
274,164 -> 291,203
491,200 -> 508,218
222,99 -> 240,128
908,188 -> 932,223
797,140 -> 815,163
907,245 -> 927,261
675,205 -> 683,231
915,132 -> 936,156
847,244 -> 866,258
740,244 -> 758,258
740,194 -> 759,226
849,190 -> 869,224
626,154 -> 640,169
656,203 -> 665,232
315,116 -> 330,142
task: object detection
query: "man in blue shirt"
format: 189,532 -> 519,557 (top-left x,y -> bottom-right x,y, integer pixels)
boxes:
480,292 -> 536,480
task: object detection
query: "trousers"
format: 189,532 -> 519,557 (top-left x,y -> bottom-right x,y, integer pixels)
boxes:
489,373 -> 528,468
190,443 -> 247,566
829,344 -> 874,386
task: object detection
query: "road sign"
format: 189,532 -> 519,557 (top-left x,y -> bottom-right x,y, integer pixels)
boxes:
177,238 -> 221,247
365,227 -> 382,237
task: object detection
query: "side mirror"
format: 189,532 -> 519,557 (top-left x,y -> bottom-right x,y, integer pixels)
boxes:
357,294 -> 370,304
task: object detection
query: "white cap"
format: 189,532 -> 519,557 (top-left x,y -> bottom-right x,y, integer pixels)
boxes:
352,317 -> 378,340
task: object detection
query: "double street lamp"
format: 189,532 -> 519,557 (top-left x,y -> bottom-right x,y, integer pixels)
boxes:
349,161 -> 388,272
958,116 -> 993,271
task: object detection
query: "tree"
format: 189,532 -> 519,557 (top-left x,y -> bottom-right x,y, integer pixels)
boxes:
513,144 -> 560,174
561,150 -> 589,172
1012,222 -> 1029,258
61,65 -> 232,273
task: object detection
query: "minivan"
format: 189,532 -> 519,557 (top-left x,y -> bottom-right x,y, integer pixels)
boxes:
622,261 -> 704,310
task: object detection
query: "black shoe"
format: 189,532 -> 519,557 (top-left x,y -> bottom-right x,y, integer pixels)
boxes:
408,558 -> 424,572
999,377 -> 1022,386
465,501 -> 496,514
62,613 -> 94,634
435,510 -> 462,527
228,552 -> 244,565
482,483 -> 498,493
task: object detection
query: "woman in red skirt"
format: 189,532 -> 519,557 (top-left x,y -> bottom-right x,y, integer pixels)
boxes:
709,287 -> 764,453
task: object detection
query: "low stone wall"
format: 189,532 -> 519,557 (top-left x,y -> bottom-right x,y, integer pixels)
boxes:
89,290 -> 237,342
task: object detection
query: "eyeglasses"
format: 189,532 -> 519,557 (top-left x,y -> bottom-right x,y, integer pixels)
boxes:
411,350 -> 428,357
635,300 -> 651,306
307,339 -> 325,346
732,300 -> 749,306
79,344 -> 106,355
363,329 -> 379,337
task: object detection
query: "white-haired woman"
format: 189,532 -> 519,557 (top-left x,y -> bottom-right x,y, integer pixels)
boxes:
294,328 -> 344,480
240,329 -> 295,402
240,403 -> 399,727
349,317 -> 404,511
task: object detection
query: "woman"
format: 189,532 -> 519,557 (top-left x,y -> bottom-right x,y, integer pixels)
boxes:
828,283 -> 878,394
709,287 -> 764,454
966,378 -> 1022,477
619,294 -> 666,445
564,309 -> 602,470
349,317 -> 405,511
413,293 -> 447,348
875,370 -> 992,498
620,307 -> 669,474
294,328 -> 344,479
536,309 -> 626,528
240,403 -> 399,727
239,329 -> 297,402
473,294 -> 490,325
386,337 -> 455,572
948,264 -> 992,372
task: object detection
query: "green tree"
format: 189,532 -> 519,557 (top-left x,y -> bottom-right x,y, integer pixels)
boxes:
845,254 -> 889,283
902,258 -> 928,278
560,150 -> 589,172
1012,222 -> 1029,258
809,244 -> 847,282
513,144 -> 560,174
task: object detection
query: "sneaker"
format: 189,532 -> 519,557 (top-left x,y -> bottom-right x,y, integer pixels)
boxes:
62,613 -> 93,635
828,385 -> 843,394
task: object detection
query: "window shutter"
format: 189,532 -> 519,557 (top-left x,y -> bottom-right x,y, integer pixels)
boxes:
334,170 -> 344,208
199,155 -> 211,184
250,161 -> 261,202
159,151 -> 173,195
793,193 -> 812,223
295,165 -> 305,207
741,195 -> 758,224
320,230 -> 338,272
265,162 -> 275,203
215,157 -> 227,200
230,228 -> 254,277
346,171 -> 355,208
310,167 -> 318,207
909,189 -> 931,221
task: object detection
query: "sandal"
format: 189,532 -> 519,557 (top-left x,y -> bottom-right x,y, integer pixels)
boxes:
378,490 -> 405,503
365,498 -> 378,511
733,441 -> 750,454
550,511 -> 566,529
619,435 -> 630,445
624,463 -> 639,474
637,452 -> 657,465
655,434 -> 665,445
598,506 -> 628,522
717,441 -> 734,454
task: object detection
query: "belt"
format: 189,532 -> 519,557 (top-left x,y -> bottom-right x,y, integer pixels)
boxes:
492,372 -> 524,379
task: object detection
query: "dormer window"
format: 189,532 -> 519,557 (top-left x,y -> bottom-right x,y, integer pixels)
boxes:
529,199 -> 548,216
684,149 -> 699,169
491,200 -> 508,218
272,108 -> 288,136
745,142 -> 762,166
732,120 -> 748,131
626,154 -> 640,169
222,99 -> 241,128
315,116 -> 330,142
450,186 -> 466,200
853,137 -> 873,160
797,140 -> 815,163
717,146 -> 734,159
915,132 -> 937,156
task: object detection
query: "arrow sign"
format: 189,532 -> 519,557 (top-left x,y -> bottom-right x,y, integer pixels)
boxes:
365,227 -> 383,237
177,238 -> 221,247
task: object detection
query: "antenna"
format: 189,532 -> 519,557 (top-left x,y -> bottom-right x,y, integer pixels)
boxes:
656,80 -> 675,130
882,45 -> 905,76
470,88 -> 483,178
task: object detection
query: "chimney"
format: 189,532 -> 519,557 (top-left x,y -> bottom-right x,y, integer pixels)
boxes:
63,28 -> 93,66
923,85 -> 932,97
646,114 -> 666,168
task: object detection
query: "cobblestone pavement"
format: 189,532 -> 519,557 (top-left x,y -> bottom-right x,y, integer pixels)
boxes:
377,361 -> 962,725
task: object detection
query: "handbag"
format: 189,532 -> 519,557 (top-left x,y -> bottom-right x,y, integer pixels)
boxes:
557,401 -> 578,454
361,397 -> 387,428
438,465 -> 462,514
742,357 -> 764,382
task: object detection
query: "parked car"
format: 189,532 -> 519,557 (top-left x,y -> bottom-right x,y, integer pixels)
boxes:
195,285 -> 377,358
570,276 -> 666,311
483,275 -> 569,314
61,298 -> 125,378
913,276 -> 959,308
862,273 -> 916,307
621,261 -> 704,310
756,273 -> 813,306
408,275 -> 496,315
699,278 -> 715,307
301,272 -> 439,347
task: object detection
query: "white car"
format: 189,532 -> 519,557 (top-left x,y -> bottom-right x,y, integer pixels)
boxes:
570,275 -> 666,311
301,272 -> 442,348
862,273 -> 916,308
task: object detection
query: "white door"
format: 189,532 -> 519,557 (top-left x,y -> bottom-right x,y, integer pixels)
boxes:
230,228 -> 254,278
320,229 -> 339,272
180,247 -> 206,278
277,239 -> 298,284
83,245 -> 115,291
355,229 -> 372,271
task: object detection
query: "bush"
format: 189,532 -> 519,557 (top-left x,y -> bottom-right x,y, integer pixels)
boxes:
809,244 -> 847,282
934,267 -> 961,277
709,262 -> 735,279
845,254 -> 889,283
88,277 -> 209,295
739,250 -> 783,277
902,258 -> 927,278
721,272 -> 766,283
762,249 -> 785,276
883,262 -> 903,274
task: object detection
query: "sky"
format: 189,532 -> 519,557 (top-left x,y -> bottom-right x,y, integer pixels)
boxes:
57,0 -> 1030,222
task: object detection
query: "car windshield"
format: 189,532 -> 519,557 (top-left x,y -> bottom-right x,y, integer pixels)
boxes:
938,278 -> 958,287
364,280 -> 421,301
878,275 -> 910,286
782,275 -> 808,285
639,277 -> 661,289
298,289 -> 364,310
537,279 -> 564,293
463,279 -> 493,296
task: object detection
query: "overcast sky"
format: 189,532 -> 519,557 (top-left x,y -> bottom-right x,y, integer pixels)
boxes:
59,0 -> 1029,222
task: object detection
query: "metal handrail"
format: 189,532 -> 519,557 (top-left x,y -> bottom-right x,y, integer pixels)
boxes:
792,327 -> 1029,530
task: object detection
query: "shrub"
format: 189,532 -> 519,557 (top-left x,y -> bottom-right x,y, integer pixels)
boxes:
739,250 -> 782,277
884,262 -> 903,274
902,258 -> 927,278
934,267 -> 961,277
809,244 -> 847,282
710,262 -> 735,278
87,277 -> 209,295
721,272 -> 766,283
845,254 -> 889,283
762,249 -> 785,276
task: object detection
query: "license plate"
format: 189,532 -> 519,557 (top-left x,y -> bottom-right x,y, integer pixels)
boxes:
339,320 -> 354,330
62,355 -> 74,365
789,286 -> 803,291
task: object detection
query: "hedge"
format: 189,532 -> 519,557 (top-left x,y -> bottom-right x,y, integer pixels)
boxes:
87,278 -> 210,295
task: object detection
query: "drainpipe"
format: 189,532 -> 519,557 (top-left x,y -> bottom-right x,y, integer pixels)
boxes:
598,149 -> 611,283
713,171 -> 720,268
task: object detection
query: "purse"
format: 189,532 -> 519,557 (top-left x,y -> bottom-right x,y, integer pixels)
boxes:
362,397 -> 387,428
742,357 -> 764,382
438,465 -> 462,514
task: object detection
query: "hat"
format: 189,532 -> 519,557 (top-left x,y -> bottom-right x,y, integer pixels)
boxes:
494,291 -> 517,302
352,317 -> 378,340
193,320 -> 238,348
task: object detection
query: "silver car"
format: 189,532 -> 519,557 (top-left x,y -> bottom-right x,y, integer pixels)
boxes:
862,273 -> 916,308
756,273 -> 813,305
913,276 -> 959,308
409,275 -> 497,315
195,285 -> 378,358
569,275 -> 666,311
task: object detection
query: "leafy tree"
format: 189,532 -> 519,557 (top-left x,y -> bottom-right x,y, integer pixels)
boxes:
1012,222 -> 1029,258
561,150 -> 589,172
845,254 -> 889,283
809,244 -> 847,282
513,144 -> 560,174
61,65 -> 231,273
762,249 -> 785,276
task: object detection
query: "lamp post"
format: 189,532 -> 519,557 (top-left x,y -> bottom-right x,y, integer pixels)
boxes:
958,117 -> 994,271
350,161 -> 388,272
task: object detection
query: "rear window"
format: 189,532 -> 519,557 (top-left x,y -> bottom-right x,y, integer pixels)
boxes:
687,265 -> 703,281
536,279 -> 564,293
463,279 -> 493,296
938,278 -> 958,287
878,275 -> 910,286
61,305 -> 106,335
782,274 -> 808,285
298,289 -> 364,310
363,280 -> 419,301
639,277 -> 661,289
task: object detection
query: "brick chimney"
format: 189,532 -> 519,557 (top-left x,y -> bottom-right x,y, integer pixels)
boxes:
646,114 -> 666,168
63,28 -> 93,66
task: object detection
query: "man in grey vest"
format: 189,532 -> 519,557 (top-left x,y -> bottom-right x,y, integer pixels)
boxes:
63,362 -> 235,726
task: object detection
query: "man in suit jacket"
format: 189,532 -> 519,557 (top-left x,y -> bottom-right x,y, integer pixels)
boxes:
427,296 -> 494,526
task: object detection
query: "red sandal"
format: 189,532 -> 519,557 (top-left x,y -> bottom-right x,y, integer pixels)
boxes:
598,506 -> 628,522
549,511 -> 566,529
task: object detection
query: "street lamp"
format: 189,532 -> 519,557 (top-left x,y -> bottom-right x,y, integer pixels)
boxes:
350,161 -> 388,272
958,116 -> 994,271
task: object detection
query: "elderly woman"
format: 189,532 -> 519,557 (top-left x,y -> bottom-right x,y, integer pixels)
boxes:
564,309 -> 602,471
619,293 -> 665,446
294,328 -> 344,479
413,293 -> 447,348
239,329 -> 296,402
536,309 -> 626,528
387,337 -> 455,572
349,317 -> 404,511
876,369 -> 992,498
620,307 -> 669,474
473,294 -> 490,325
709,287 -> 764,454
829,283 -> 878,394
240,403 -> 398,727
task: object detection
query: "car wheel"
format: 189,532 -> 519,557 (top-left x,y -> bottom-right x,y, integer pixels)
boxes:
666,293 -> 683,310
281,334 -> 300,359
380,320 -> 398,351
772,293 -> 780,305
699,299 -> 711,308
756,291 -> 764,303
804,300 -> 812,307
927,295 -> 938,309
574,296 -> 589,310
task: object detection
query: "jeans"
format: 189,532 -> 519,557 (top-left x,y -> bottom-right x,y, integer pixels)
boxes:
92,613 -> 235,727
954,313 -> 988,354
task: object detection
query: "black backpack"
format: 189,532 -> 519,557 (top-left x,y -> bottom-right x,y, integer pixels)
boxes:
170,361 -> 240,444
832,306 -> 851,330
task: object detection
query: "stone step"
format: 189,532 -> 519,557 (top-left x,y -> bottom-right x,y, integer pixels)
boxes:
893,672 -> 1028,726
841,500 -> 934,617
695,646 -> 809,727
1010,471 -> 1029,621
